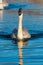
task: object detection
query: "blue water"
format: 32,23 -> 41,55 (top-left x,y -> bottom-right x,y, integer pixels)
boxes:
0,1 -> 43,65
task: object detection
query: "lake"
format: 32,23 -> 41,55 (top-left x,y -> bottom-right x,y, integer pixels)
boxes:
0,1 -> 43,65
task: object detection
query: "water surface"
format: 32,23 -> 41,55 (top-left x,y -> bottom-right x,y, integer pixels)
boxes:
0,1 -> 43,65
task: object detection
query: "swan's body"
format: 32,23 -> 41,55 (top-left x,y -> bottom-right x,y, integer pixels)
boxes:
0,0 -> 8,9
11,8 -> 31,41
12,28 -> 31,41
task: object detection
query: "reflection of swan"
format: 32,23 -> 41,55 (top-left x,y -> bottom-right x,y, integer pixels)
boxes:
0,0 -> 8,9
18,41 -> 23,65
12,8 -> 31,41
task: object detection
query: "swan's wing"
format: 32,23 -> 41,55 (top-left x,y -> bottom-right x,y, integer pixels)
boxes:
11,28 -> 17,39
22,28 -> 31,38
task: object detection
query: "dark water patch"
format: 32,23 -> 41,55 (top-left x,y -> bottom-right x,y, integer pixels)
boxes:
0,34 -> 11,40
30,33 -> 43,40
4,3 -> 27,10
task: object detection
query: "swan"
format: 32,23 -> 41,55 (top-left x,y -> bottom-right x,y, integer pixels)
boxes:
0,0 -> 8,10
11,8 -> 31,41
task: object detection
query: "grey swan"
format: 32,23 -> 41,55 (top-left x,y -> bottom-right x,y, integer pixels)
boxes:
11,8 -> 31,41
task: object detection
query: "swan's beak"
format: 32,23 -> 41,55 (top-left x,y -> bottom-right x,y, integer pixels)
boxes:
18,8 -> 23,16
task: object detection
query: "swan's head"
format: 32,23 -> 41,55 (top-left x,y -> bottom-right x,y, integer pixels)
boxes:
18,8 -> 23,16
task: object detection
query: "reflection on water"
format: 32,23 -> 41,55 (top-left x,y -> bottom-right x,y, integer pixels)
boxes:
18,41 -> 23,65
17,41 -> 28,65
0,10 -> 3,21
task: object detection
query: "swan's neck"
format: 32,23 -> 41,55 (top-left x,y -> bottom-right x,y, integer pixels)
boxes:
0,0 -> 3,9
17,14 -> 23,40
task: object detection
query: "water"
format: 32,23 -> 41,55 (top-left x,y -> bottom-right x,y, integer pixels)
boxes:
0,1 -> 43,65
